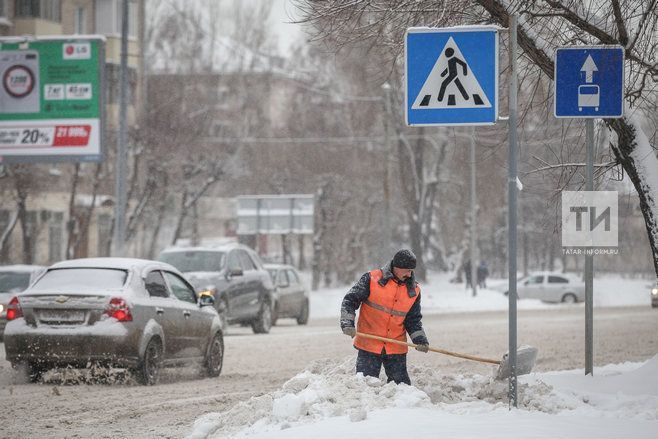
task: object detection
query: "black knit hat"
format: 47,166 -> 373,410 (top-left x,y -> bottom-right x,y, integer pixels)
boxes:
391,249 -> 416,269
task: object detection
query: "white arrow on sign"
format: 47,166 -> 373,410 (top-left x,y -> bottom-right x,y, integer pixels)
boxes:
580,55 -> 598,83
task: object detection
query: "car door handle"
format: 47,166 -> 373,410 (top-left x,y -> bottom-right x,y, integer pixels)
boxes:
183,310 -> 191,318
156,307 -> 164,315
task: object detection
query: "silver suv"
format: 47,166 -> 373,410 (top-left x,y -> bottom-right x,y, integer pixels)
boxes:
158,244 -> 275,334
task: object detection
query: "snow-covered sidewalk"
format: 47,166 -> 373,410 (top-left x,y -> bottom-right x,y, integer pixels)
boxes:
310,272 -> 653,319
189,355 -> 658,438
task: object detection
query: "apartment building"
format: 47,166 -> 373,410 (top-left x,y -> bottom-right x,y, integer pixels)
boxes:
0,0 -> 144,265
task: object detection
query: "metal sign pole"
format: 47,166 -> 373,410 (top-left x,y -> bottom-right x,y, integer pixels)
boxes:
470,126 -> 478,297
585,119 -> 594,375
507,14 -> 519,409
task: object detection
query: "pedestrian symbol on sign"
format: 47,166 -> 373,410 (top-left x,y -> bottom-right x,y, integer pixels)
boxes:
438,48 -> 468,102
412,37 -> 491,109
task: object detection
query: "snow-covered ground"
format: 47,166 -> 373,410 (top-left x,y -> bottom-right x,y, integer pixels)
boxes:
189,354 -> 658,438
310,272 -> 653,319
181,272 -> 656,438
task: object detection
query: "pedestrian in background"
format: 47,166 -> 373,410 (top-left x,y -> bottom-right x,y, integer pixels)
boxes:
477,260 -> 489,288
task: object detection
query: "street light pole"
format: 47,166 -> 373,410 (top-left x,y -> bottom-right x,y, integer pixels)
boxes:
507,14 -> 519,409
382,83 -> 394,254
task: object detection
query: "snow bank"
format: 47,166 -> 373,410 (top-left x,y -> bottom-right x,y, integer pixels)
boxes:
188,355 -> 658,438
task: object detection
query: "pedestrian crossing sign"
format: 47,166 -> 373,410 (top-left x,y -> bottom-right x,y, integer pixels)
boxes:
405,27 -> 499,126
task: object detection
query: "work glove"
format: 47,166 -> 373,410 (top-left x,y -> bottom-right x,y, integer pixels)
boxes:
342,326 -> 356,338
415,343 -> 429,353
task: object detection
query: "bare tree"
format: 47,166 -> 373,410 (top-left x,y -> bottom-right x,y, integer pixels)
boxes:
294,0 -> 658,276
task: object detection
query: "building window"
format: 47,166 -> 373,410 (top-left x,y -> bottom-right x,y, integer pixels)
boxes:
15,0 -> 61,22
95,0 -> 136,37
74,6 -> 86,33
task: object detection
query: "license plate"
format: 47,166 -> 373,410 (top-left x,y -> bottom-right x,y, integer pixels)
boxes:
38,309 -> 86,323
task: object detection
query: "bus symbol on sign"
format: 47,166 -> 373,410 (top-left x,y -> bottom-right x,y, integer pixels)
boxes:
578,85 -> 600,111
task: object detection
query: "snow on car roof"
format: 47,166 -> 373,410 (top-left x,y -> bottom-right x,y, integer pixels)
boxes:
50,257 -> 173,271
529,271 -> 579,277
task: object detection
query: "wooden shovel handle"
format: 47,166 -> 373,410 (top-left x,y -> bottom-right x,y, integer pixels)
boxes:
356,332 -> 500,365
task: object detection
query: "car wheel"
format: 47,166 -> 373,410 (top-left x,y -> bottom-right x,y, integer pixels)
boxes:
562,293 -> 578,304
135,338 -> 162,385
296,299 -> 309,325
23,361 -> 49,383
203,332 -> 224,378
271,302 -> 279,326
251,298 -> 272,334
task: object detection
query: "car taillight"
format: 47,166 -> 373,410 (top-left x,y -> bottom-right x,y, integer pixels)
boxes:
6,296 -> 23,321
106,297 -> 132,322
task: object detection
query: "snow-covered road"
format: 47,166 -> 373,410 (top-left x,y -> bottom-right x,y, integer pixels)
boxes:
1,306 -> 656,438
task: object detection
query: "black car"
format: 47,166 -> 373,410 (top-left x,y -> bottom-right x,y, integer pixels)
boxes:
158,244 -> 275,333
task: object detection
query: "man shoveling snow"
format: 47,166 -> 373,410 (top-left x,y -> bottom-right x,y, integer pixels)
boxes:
340,249 -> 430,385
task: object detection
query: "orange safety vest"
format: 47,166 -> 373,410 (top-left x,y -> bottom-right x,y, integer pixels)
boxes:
354,269 -> 420,355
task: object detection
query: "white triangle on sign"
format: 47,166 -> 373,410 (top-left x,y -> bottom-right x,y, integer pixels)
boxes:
412,37 -> 492,109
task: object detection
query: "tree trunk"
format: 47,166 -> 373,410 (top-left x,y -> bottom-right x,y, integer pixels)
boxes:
171,191 -> 189,246
147,191 -> 168,259
298,234 -> 306,270
0,210 -> 19,263
66,164 -> 81,259
15,184 -> 31,264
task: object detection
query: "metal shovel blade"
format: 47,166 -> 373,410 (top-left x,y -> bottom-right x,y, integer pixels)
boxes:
495,345 -> 538,380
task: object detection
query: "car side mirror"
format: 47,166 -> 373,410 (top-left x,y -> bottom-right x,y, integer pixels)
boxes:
228,267 -> 243,277
198,293 -> 215,307
523,280 -> 529,285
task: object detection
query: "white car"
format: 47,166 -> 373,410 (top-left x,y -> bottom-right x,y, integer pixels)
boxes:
495,272 -> 585,303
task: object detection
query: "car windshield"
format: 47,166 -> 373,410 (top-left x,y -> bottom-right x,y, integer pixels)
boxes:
31,268 -> 128,291
0,271 -> 32,293
159,251 -> 226,273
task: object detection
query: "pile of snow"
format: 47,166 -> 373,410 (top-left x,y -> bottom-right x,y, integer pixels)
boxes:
310,272 -> 653,319
188,355 -> 658,438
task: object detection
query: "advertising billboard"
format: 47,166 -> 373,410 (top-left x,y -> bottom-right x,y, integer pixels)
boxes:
0,36 -> 105,163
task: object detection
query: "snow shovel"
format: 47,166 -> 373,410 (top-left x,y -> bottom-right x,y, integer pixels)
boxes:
355,332 -> 537,380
